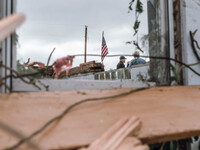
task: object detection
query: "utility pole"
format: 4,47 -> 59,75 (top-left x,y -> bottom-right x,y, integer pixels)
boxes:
84,25 -> 88,63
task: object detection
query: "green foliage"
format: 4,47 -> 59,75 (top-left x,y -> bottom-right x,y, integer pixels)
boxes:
128,0 -> 135,12
170,63 -> 178,84
16,60 -> 49,91
136,0 -> 143,13
17,60 -> 44,79
17,60 -> 37,74
133,20 -> 140,36
133,41 -> 144,53
128,0 -> 144,52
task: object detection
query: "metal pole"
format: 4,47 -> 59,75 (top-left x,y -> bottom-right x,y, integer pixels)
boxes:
101,31 -> 104,63
84,25 -> 87,63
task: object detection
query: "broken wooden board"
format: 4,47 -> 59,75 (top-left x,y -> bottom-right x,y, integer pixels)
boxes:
0,13 -> 25,42
0,86 -> 200,150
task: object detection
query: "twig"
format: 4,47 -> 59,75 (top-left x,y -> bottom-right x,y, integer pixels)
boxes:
6,87 -> 149,150
0,82 -> 11,91
178,61 -> 200,75
0,62 -> 35,85
0,74 -> 19,82
46,48 -> 56,67
133,41 -> 144,53
0,62 -> 48,91
189,30 -> 200,61
0,120 -> 41,150
191,29 -> 200,50
20,71 -> 44,77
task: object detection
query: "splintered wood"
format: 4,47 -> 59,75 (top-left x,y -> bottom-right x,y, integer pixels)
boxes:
0,13 -> 25,42
79,116 -> 149,150
0,86 -> 200,150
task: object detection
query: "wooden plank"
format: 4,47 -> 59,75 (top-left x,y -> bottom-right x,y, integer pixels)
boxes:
118,70 -> 123,79
124,68 -> 131,79
80,63 -> 102,72
69,62 -> 103,77
94,74 -> 99,80
111,71 -> 117,80
80,61 -> 95,66
68,66 -> 81,76
0,86 -> 200,150
100,73 -> 104,80
105,72 -> 110,80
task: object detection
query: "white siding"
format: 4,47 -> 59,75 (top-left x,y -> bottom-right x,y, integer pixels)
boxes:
181,0 -> 200,85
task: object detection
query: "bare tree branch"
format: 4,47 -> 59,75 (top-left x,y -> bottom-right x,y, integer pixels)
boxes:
0,120 -> 41,150
46,48 -> 56,67
189,30 -> 200,61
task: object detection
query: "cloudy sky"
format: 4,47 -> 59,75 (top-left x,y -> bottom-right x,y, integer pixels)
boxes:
16,0 -> 148,70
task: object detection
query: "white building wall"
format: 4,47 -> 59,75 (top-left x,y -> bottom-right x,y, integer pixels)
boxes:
181,0 -> 200,85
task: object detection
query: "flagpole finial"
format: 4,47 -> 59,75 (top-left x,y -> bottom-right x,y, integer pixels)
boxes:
102,31 -> 104,37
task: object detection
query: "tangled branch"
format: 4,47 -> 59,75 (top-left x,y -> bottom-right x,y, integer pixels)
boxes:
189,30 -> 200,61
0,120 -> 41,150
0,61 -> 49,91
128,0 -> 144,53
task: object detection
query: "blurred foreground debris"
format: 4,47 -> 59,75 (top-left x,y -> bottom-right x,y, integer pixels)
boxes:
0,13 -> 25,42
1,86 -> 200,149
79,116 -> 149,150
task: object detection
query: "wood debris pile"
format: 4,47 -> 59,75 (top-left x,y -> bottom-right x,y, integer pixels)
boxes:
67,61 -> 104,77
80,116 -> 149,150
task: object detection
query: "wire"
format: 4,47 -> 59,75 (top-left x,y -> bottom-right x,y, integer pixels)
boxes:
6,87 -> 149,150
72,54 -> 200,77
7,54 -> 199,78
178,61 -> 200,75
0,120 -> 41,150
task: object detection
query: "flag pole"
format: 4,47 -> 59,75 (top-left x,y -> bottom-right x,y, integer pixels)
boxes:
84,25 -> 88,63
101,31 -> 104,63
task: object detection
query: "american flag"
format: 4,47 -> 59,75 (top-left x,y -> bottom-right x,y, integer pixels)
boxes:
101,35 -> 108,62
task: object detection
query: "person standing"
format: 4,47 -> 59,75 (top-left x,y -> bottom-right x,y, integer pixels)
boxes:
116,56 -> 126,69
128,51 -> 146,67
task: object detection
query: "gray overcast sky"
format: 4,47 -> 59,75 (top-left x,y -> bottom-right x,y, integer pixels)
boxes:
16,0 -> 148,70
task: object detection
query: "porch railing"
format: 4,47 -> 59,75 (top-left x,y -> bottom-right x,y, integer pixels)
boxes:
94,63 -> 149,80
68,63 -> 149,81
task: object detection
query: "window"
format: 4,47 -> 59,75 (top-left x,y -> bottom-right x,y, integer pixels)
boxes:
1,0 -> 172,92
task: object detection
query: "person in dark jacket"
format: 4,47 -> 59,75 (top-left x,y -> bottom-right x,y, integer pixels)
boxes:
116,56 -> 126,69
